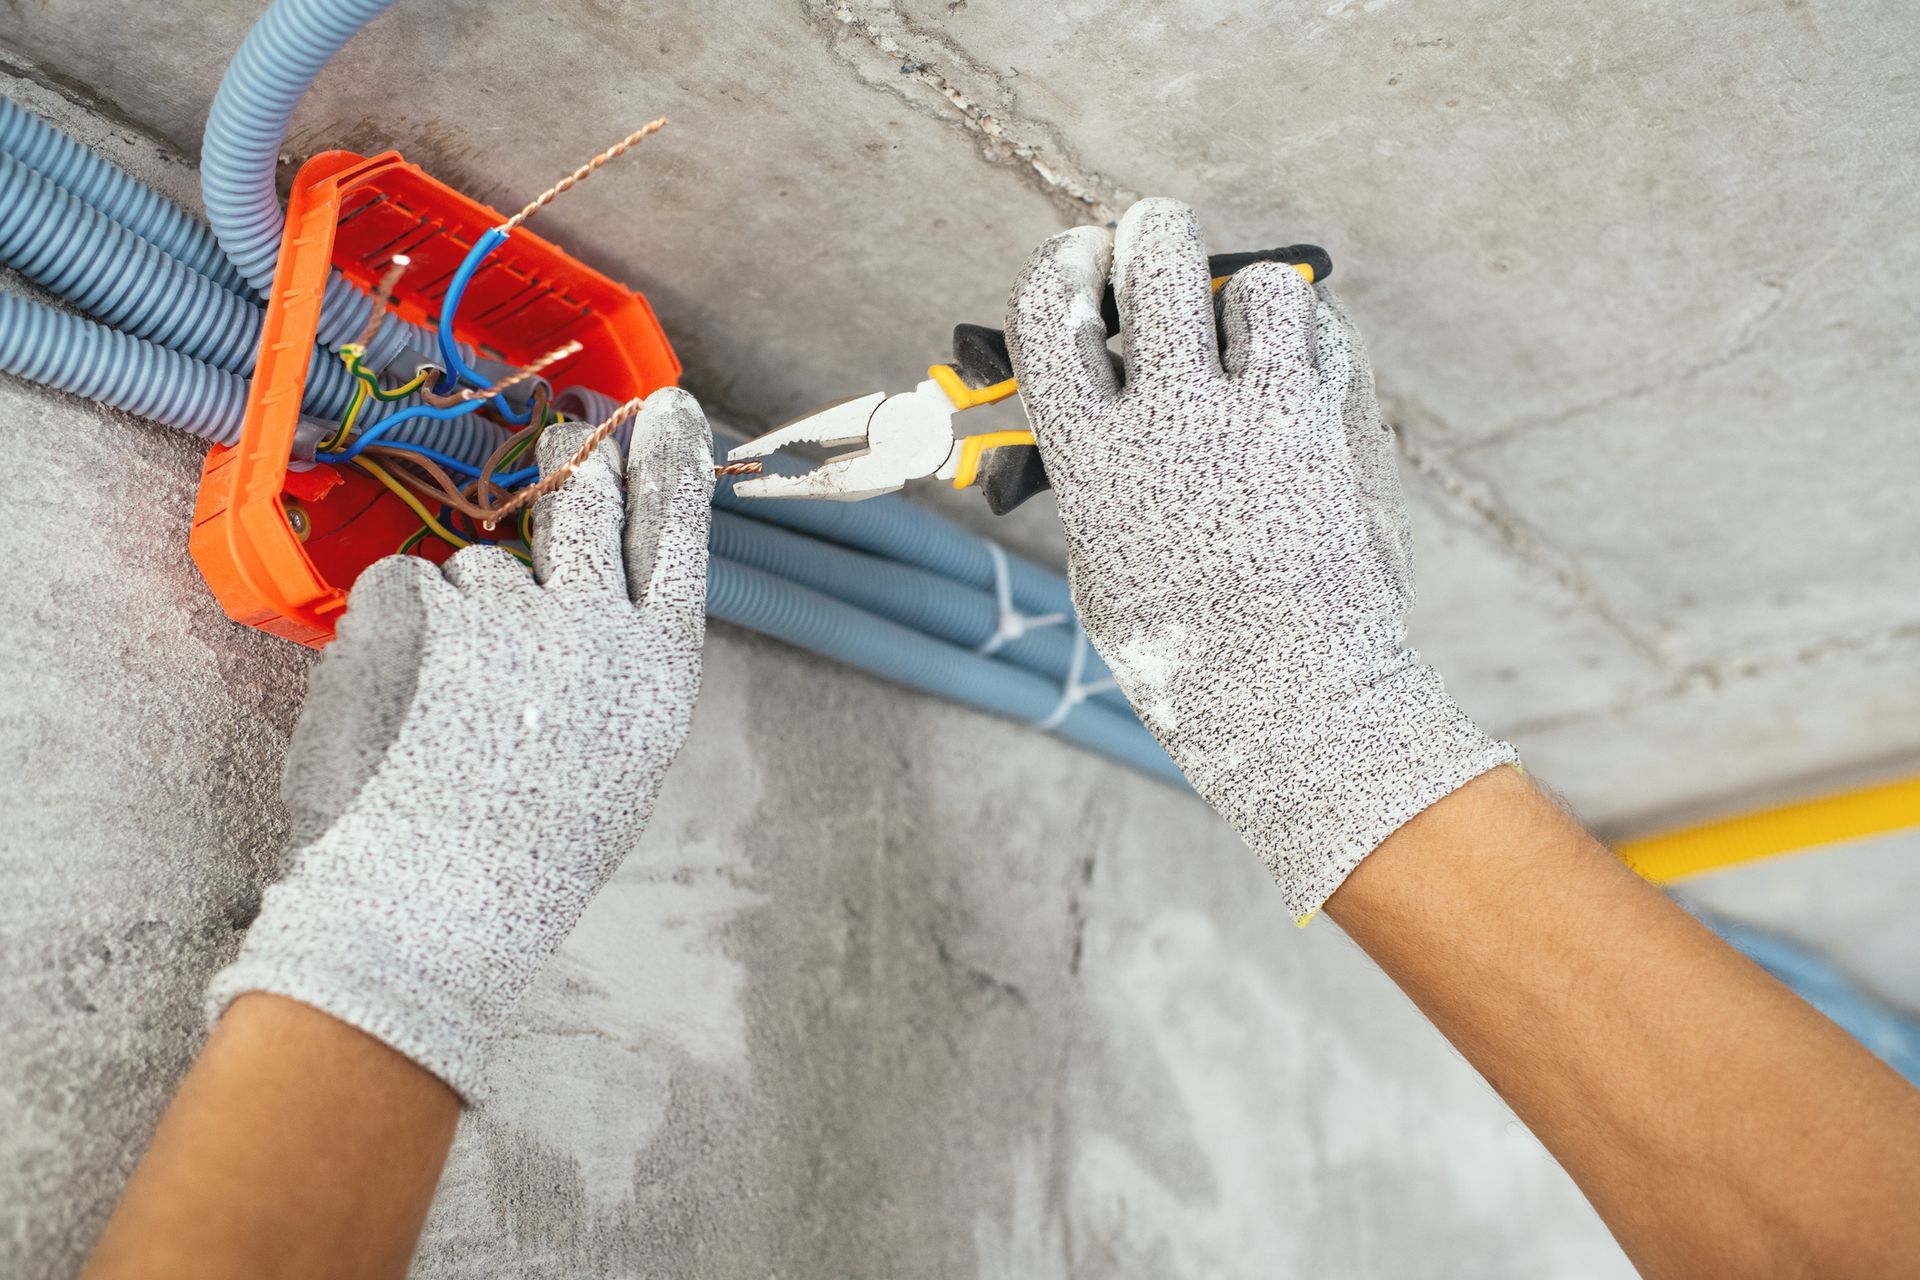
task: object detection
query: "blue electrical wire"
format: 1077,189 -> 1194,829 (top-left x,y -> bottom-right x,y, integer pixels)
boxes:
321,396 -> 500,467
493,396 -> 532,425
435,228 -> 502,389
434,226 -> 529,424
431,227 -> 536,426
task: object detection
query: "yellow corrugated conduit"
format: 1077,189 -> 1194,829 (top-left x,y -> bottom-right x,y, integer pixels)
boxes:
1617,773 -> 1920,883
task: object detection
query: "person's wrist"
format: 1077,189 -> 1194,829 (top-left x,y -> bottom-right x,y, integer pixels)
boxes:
1167,654 -> 1514,921
206,836 -> 531,1102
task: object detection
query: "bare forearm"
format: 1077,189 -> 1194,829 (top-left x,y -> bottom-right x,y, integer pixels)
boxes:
1326,766 -> 1920,1280
83,994 -> 459,1280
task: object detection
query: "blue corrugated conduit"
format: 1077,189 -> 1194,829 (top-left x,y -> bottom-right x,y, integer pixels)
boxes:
0,95 -> 249,297
710,472 -> 1076,621
1700,914 -> 1920,1085
198,0 -> 444,377
710,510 -> 1132,712
0,149 -> 354,419
0,103 -> 505,466
0,291 -> 250,444
705,557 -> 1182,785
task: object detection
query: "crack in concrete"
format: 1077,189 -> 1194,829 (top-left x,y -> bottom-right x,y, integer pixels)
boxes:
803,0 -> 1135,224
1501,621 -> 1920,740
1399,399 -> 1920,708
932,933 -> 1030,1008
1668,618 -> 1920,692
1389,407 -> 1673,666
1461,244 -> 1838,456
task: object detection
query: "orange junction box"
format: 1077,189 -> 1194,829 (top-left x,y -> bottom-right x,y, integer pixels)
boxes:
190,150 -> 680,648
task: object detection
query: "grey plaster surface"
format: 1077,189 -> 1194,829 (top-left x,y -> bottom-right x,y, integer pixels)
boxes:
2,2 -> 1918,1275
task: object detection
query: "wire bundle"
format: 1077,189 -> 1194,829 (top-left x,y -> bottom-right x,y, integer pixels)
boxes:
295,127 -> 672,564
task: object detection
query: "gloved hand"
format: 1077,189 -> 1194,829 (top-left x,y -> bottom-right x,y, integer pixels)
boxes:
207,388 -> 715,1101
1004,199 -> 1515,921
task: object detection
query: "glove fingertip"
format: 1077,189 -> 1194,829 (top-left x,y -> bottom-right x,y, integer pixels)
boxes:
628,386 -> 715,480
625,388 -> 715,634
1006,224 -> 1120,427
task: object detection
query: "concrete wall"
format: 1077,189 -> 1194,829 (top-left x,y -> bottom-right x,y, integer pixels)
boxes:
2,1 -> 1917,1274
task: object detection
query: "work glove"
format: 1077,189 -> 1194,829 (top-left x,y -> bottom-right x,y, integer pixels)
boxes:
207,389 -> 715,1101
1004,199 -> 1515,921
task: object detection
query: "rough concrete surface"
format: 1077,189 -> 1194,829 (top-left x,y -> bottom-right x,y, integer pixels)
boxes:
1,1 -> 1917,1275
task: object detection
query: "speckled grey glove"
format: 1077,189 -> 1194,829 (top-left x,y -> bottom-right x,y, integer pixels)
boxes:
1005,199 -> 1515,921
207,389 -> 715,1101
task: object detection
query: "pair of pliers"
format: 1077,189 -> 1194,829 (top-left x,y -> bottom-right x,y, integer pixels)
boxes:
728,245 -> 1332,515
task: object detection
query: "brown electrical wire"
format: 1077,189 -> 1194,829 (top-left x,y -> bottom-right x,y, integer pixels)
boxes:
419,339 -> 584,408
366,386 -> 557,526
372,405 -> 761,534
474,387 -> 554,509
502,119 -> 668,233
363,446 -> 500,524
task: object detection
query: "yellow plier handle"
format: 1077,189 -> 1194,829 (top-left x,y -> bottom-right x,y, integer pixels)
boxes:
929,246 -> 1329,513
927,363 -> 1029,490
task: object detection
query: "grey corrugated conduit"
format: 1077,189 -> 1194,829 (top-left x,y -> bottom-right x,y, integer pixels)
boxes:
710,465 -> 1078,621
0,95 -> 250,297
197,0 -> 447,377
0,291 -> 250,444
0,149 -> 355,419
704,557 -> 1181,785
0,135 -> 498,462
0,77 -> 512,463
709,510 -> 1131,713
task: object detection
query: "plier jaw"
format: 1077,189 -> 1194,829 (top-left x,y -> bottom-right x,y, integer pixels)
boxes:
723,391 -> 896,501
726,374 -> 1020,503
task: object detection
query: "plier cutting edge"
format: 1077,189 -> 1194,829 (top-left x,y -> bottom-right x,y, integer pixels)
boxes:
728,245 -> 1332,516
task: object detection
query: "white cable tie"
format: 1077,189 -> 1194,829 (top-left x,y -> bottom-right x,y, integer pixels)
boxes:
975,540 -> 1067,655
1036,618 -> 1099,731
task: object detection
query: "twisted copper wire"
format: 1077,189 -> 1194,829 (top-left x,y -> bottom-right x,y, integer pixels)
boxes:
351,256 -> 411,351
502,119 -> 669,233
419,339 -> 584,408
714,461 -> 763,476
481,397 -> 646,530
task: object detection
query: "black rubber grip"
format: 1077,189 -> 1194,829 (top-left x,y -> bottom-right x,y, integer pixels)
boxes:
950,323 -> 1050,512
1099,244 -> 1331,332
977,443 -> 1051,515
950,323 -> 1015,388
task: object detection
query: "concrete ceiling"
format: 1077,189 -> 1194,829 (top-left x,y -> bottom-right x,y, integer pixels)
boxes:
3,0 -> 1915,827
